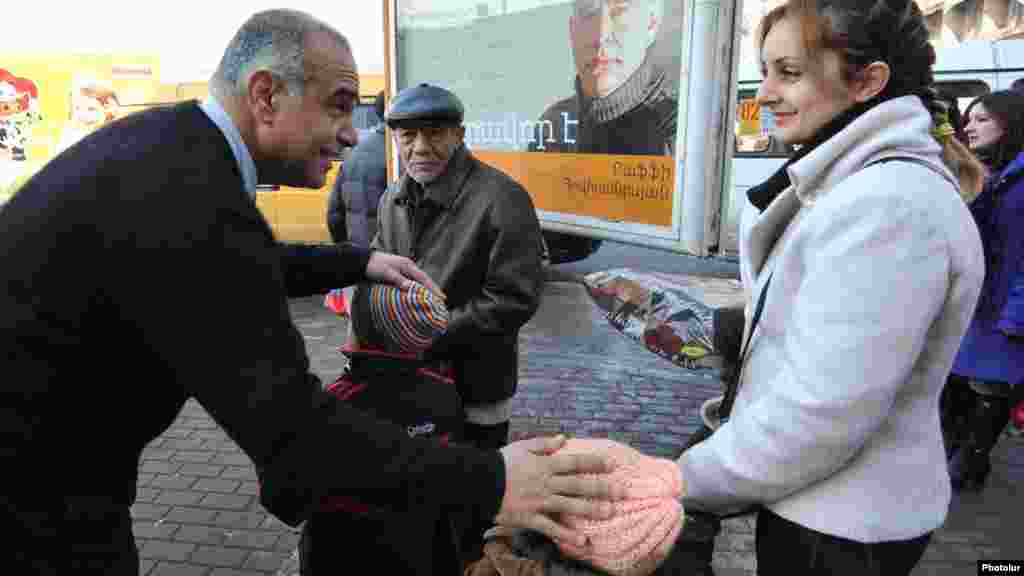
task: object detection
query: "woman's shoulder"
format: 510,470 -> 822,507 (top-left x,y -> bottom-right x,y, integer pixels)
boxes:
816,157 -> 973,245
995,151 -> 1024,190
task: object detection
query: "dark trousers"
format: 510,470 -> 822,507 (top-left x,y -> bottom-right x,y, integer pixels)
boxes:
299,509 -> 458,576
462,420 -> 511,451
755,508 -> 932,576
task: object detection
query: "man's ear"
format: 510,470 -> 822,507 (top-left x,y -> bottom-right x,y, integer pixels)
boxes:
852,61 -> 891,103
247,70 -> 281,125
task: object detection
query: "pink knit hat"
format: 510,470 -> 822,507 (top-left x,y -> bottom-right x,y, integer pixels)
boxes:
553,439 -> 685,576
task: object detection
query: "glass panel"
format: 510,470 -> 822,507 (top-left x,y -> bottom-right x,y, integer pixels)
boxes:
394,0 -> 687,229
733,91 -> 795,157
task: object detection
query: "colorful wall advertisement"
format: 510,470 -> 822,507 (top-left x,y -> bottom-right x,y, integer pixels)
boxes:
1,54 -> 160,193
394,0 -> 686,228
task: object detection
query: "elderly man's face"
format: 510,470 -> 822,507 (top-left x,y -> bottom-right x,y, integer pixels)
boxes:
393,123 -> 465,184
571,0 -> 657,98
254,31 -> 360,188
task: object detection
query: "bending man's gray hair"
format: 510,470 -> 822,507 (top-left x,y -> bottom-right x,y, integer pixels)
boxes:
211,9 -> 351,99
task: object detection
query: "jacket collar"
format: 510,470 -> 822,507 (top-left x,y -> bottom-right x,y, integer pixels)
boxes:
199,95 -> 258,199
394,144 -> 475,210
787,96 -> 952,207
745,99 -> 874,212
341,345 -> 425,377
741,96 -> 952,282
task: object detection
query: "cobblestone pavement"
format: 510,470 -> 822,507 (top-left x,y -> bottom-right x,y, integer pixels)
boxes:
132,281 -> 1023,576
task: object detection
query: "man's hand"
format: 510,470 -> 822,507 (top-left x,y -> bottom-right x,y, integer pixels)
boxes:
495,435 -> 625,547
364,251 -> 446,299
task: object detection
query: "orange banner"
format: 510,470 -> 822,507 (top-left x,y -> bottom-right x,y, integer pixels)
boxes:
473,151 -> 674,227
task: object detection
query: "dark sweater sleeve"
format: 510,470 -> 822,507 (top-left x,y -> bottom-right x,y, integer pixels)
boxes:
113,198 -> 504,528
279,243 -> 371,298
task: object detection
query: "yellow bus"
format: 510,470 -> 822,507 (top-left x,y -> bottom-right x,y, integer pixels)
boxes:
2,59 -> 385,250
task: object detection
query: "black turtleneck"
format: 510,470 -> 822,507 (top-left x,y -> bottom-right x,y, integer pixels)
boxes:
746,100 -> 876,212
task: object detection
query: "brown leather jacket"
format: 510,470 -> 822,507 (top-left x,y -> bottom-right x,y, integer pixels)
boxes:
372,145 -> 544,405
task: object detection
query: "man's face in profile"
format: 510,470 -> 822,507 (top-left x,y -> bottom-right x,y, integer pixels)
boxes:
571,0 -> 657,99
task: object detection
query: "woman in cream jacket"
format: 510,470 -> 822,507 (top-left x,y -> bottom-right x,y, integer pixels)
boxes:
676,1 -> 986,574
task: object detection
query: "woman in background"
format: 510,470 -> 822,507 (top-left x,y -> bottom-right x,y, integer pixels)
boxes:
942,90 -> 1024,492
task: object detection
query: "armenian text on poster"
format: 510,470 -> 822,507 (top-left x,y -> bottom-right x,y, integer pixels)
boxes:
475,151 -> 674,227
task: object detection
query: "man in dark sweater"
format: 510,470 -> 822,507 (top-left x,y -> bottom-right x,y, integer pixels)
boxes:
0,9 -> 620,575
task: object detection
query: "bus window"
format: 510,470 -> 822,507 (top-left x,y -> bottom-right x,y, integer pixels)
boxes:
734,89 -> 795,157
935,79 -> 990,115
352,101 -> 381,131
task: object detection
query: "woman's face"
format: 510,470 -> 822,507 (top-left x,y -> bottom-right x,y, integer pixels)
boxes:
964,103 -> 1004,152
755,16 -> 856,146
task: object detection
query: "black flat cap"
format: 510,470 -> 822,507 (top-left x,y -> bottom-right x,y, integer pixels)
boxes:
385,83 -> 464,126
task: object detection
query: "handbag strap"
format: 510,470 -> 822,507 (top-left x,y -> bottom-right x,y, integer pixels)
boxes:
704,157 -> 935,520
719,272 -> 773,423
719,155 -> 928,420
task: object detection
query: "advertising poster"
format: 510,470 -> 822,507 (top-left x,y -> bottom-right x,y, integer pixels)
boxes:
1,55 -> 159,195
394,0 -> 687,229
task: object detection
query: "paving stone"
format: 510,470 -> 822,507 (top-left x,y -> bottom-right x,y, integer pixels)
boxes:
179,464 -> 228,478
131,503 -> 171,521
182,419 -> 220,430
194,478 -> 241,494
243,550 -> 288,572
237,482 -> 260,496
200,494 -> 253,511
157,491 -> 206,507
143,449 -> 177,461
141,461 -> 183,475
164,438 -> 208,451
134,521 -> 179,540
192,430 -> 229,442
149,563 -> 210,576
211,453 -> 252,467
174,452 -> 217,464
165,507 -> 220,525
190,546 -> 250,568
150,474 -> 199,491
135,487 -> 161,503
220,467 -> 258,481
275,533 -> 300,553
139,541 -> 196,562
174,526 -> 227,546
213,511 -> 269,530
948,542 -> 982,563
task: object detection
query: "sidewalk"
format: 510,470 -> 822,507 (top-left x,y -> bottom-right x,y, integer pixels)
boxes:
131,281 -> 1023,575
